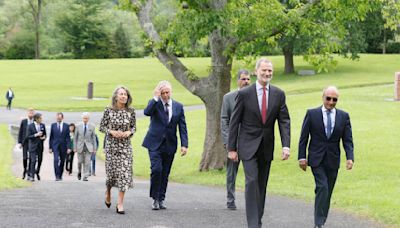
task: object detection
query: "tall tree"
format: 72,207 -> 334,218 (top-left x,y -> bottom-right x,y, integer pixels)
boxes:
124,0 -> 393,171
56,0 -> 112,58
114,23 -> 132,58
28,0 -> 42,59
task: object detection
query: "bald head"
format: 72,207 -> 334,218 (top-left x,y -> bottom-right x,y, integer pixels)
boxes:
322,86 -> 339,110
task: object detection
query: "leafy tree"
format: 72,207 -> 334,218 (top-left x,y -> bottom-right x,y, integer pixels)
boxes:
56,0 -> 113,58
122,0 -> 396,171
5,31 -> 35,59
114,23 -> 132,58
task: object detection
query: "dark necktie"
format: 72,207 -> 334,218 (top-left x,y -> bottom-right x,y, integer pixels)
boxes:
58,123 -> 61,133
326,110 -> 332,138
84,124 -> 87,136
261,86 -> 267,124
165,103 -> 169,123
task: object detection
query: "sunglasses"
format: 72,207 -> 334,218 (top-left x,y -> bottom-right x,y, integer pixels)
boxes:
240,78 -> 251,81
325,96 -> 338,102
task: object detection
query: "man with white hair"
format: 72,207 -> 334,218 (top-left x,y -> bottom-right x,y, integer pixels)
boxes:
74,112 -> 97,181
143,80 -> 188,210
298,86 -> 354,228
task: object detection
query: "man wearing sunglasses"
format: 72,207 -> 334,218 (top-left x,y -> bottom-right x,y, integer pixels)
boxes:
298,86 -> 354,228
220,69 -> 251,210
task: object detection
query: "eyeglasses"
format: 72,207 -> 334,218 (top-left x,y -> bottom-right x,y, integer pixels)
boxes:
325,96 -> 338,102
240,78 -> 250,81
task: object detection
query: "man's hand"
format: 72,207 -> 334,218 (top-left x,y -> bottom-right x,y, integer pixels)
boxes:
67,149 -> 71,154
153,85 -> 161,98
299,159 -> 307,171
180,147 -> 188,156
346,160 -> 353,170
228,151 -> 239,162
18,143 -> 22,149
282,148 -> 290,160
49,149 -> 53,154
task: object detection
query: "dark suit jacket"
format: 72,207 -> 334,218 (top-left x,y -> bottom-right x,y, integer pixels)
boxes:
5,90 -> 14,100
298,107 -> 354,170
228,83 -> 290,161
49,122 -> 71,152
28,123 -> 46,153
142,98 -> 188,154
18,119 -> 32,146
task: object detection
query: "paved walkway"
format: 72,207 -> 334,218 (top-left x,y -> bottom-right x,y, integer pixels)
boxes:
0,108 -> 384,228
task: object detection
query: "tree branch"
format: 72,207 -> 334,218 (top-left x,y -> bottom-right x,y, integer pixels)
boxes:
131,0 -> 207,96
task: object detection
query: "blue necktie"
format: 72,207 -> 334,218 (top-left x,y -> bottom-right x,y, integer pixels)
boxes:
326,110 -> 332,138
165,103 -> 169,123
84,124 -> 87,136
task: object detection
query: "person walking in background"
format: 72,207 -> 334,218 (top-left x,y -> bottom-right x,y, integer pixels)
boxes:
220,69 -> 251,210
5,87 -> 14,110
298,86 -> 354,228
100,86 -> 136,214
65,123 -> 76,175
75,112 -> 96,182
142,81 -> 188,211
49,112 -> 71,181
228,58 -> 291,228
17,108 -> 35,179
27,113 -> 46,181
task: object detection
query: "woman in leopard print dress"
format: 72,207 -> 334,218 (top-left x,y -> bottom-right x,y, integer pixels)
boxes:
100,86 -> 136,214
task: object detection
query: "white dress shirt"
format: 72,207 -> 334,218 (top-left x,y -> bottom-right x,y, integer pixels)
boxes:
255,80 -> 269,113
321,106 -> 336,136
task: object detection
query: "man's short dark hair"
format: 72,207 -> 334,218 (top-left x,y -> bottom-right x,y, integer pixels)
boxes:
33,113 -> 42,121
237,69 -> 250,80
57,112 -> 64,118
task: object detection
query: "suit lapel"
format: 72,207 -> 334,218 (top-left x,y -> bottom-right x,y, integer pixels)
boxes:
317,108 -> 328,140
331,109 -> 340,137
266,86 -> 277,123
158,100 -> 169,125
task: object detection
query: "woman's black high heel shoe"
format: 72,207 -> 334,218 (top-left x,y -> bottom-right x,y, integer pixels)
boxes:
116,205 -> 125,214
105,201 -> 111,208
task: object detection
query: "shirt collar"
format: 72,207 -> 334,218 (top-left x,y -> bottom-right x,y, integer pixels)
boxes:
256,81 -> 269,91
162,99 -> 172,107
321,106 -> 336,114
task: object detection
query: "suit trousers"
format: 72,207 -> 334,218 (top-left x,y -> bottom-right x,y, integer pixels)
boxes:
311,163 -> 338,226
78,145 -> 91,179
148,142 -> 175,201
53,146 -> 67,179
226,155 -> 240,205
66,151 -> 74,173
29,148 -> 43,178
242,142 -> 271,228
22,143 -> 30,171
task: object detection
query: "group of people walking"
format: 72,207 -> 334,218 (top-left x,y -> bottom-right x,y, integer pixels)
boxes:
15,57 -> 354,227
17,110 -> 98,182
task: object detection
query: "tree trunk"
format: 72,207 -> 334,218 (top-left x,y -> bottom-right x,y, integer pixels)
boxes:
382,29 -> 387,54
283,47 -> 294,74
133,0 -> 232,171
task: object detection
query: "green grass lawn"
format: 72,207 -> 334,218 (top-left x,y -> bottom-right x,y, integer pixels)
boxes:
1,55 -> 400,226
0,125 -> 29,190
0,54 -> 399,111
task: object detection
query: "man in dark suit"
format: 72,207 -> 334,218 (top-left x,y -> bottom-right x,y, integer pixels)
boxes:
142,81 -> 188,210
27,113 -> 46,181
49,112 -> 71,181
298,86 -> 354,228
5,87 -> 14,110
220,69 -> 251,210
228,58 -> 291,228
17,108 -> 35,179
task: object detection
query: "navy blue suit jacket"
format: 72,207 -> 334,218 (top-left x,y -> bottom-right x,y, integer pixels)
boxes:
49,122 -> 71,152
298,106 -> 354,170
142,98 -> 188,154
28,123 -> 46,153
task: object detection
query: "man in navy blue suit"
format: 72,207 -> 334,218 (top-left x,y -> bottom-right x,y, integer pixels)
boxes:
298,86 -> 354,228
142,81 -> 188,210
49,112 -> 71,181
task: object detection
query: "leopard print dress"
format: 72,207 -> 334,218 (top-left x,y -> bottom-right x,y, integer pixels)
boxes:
99,107 -> 136,192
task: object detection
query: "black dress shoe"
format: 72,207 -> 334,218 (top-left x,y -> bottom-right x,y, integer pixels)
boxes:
159,200 -> 167,209
227,202 -> 237,210
152,200 -> 160,210
77,173 -> 81,180
36,173 -> 40,181
22,170 -> 26,179
116,205 -> 125,214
